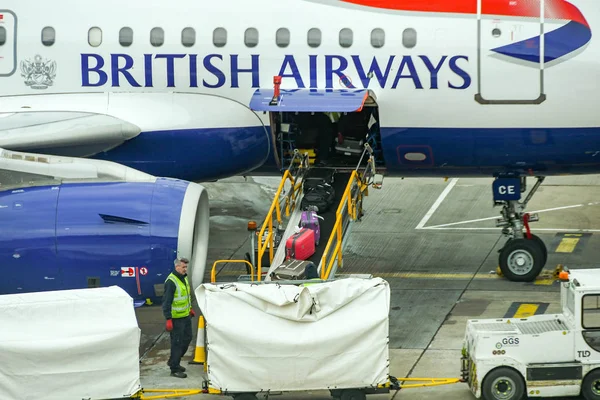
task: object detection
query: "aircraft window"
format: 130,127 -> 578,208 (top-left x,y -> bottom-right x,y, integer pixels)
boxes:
276,28 -> 290,48
151,27 -> 164,47
88,27 -> 102,47
492,28 -> 501,38
371,28 -> 385,48
245,28 -> 259,48
41,27 -> 55,46
119,27 -> 134,47
0,27 -> 6,46
213,27 -> 227,47
402,28 -> 417,48
339,28 -> 353,48
182,27 -> 195,47
307,28 -> 321,48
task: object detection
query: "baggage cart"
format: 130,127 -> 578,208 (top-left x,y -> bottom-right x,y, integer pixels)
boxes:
195,277 -> 460,400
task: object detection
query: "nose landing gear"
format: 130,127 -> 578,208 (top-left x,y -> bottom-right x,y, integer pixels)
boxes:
493,175 -> 547,282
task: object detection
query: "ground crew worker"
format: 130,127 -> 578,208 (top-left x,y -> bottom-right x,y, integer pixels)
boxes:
162,256 -> 195,378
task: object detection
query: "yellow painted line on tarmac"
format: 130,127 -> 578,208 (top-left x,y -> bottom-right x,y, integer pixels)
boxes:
555,233 -> 583,253
504,302 -> 549,318
533,267 -> 561,286
513,304 -> 539,318
534,278 -> 555,285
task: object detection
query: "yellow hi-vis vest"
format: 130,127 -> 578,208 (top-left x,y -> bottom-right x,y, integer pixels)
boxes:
166,273 -> 192,318
324,112 -> 340,123
301,279 -> 322,287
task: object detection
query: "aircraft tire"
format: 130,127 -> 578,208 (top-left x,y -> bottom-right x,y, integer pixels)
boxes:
528,234 -> 547,266
498,238 -> 544,282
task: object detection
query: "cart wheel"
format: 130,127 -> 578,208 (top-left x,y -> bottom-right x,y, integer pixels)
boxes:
340,389 -> 366,400
481,367 -> 525,400
233,394 -> 258,400
582,369 -> 600,400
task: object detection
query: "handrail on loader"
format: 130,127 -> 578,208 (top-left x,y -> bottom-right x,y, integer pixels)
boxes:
319,144 -> 379,280
254,150 -> 310,281
211,260 -> 254,283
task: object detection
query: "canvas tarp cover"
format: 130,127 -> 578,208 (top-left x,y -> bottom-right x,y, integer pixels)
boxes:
0,286 -> 141,400
195,277 -> 390,392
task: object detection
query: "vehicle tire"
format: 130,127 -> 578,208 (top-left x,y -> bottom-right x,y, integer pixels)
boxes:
582,369 -> 600,400
233,393 -> 258,400
528,234 -> 547,266
499,238 -> 544,282
481,367 -> 525,400
340,389 -> 366,400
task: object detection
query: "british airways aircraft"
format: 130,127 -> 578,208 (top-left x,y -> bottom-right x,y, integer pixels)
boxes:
0,0 -> 595,301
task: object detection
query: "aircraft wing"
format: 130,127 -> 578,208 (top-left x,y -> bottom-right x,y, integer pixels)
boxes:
0,111 -> 141,157
0,146 -> 154,186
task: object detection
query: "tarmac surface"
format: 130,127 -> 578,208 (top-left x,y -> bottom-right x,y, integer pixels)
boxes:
135,173 -> 600,399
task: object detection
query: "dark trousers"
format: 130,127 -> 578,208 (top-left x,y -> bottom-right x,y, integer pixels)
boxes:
167,316 -> 192,371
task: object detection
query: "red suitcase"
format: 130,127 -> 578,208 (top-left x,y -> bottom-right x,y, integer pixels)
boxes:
285,228 -> 315,260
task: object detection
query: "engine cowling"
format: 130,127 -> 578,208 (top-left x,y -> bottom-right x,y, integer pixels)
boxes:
0,177 -> 209,302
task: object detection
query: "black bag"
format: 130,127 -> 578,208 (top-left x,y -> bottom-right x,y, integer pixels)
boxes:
303,172 -> 335,193
304,179 -> 333,194
301,185 -> 335,213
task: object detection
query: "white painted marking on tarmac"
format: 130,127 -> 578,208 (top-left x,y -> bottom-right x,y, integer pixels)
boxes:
424,204 -> 585,229
415,178 -> 458,229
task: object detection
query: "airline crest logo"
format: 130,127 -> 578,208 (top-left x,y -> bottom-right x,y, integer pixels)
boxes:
20,54 -> 57,90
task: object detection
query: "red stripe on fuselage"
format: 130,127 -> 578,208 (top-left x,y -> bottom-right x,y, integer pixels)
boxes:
340,0 -> 589,27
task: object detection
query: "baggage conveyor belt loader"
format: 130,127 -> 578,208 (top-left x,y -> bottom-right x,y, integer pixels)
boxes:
210,143 -> 384,287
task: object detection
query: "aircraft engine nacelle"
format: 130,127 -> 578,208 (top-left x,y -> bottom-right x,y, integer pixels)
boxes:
0,177 -> 209,302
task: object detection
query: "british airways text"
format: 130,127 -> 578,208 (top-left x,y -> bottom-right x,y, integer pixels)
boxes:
81,53 -> 471,90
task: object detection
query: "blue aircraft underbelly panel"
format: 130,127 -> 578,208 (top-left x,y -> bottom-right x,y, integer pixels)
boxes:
73,123 -> 600,180
381,126 -> 600,175
91,126 -> 270,182
0,186 -> 60,294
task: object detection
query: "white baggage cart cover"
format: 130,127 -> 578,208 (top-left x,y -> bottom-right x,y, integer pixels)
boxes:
0,286 -> 142,400
196,277 -> 390,392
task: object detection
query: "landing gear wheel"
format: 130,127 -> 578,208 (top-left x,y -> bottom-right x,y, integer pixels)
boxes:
582,369 -> 600,400
499,238 -> 544,282
528,234 -> 547,266
340,390 -> 366,400
482,367 -> 525,400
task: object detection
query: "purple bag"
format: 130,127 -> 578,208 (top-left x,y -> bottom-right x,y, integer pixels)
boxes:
300,210 -> 323,245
